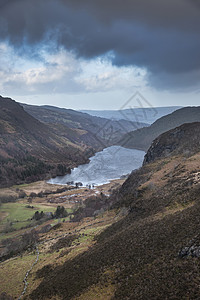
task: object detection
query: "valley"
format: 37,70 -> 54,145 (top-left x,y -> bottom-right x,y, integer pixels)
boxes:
2,124 -> 200,299
0,96 -> 147,188
1,121 -> 200,299
1,96 -> 200,300
1,1 -> 199,299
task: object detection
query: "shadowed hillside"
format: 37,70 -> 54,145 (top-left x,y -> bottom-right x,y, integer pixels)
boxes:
118,106 -> 200,151
29,122 -> 200,300
143,122 -> 200,164
0,96 -> 94,187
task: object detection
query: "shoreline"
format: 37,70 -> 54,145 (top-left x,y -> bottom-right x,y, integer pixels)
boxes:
48,145 -> 145,187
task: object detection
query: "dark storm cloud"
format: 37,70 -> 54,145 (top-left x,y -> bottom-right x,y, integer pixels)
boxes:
0,0 -> 200,89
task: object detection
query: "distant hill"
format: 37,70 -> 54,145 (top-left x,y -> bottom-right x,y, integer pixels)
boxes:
143,122 -> 200,165
81,106 -> 181,124
22,104 -> 148,146
118,106 -> 200,151
0,96 -> 95,187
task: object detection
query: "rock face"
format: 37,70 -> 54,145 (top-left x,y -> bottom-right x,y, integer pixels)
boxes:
178,234 -> 200,258
143,122 -> 200,164
179,245 -> 200,258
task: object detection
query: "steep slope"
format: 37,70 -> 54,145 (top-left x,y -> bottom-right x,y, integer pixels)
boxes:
81,106 -> 181,124
0,96 -> 93,187
118,106 -> 200,151
143,122 -> 200,164
22,104 -> 148,146
30,122 -> 200,300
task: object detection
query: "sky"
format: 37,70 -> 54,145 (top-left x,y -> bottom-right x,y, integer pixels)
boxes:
0,0 -> 200,110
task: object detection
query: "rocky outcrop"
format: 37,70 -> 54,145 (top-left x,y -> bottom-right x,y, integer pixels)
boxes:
178,234 -> 200,258
143,122 -> 200,165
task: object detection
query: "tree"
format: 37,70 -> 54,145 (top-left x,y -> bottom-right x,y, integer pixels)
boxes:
33,211 -> 44,221
54,206 -> 68,218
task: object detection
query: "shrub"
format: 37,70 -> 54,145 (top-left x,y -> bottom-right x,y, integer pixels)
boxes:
18,190 -> 27,199
0,195 -> 17,204
33,211 -> 45,221
30,192 -> 37,198
54,206 -> 68,218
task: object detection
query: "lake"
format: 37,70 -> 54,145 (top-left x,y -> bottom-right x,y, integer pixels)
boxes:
48,146 -> 145,187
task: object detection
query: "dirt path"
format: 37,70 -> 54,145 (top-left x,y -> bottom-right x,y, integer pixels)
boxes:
18,245 -> 39,300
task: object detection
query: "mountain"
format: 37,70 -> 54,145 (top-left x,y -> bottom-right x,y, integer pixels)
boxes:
22,104 -> 148,147
118,106 -> 200,151
0,96 -> 94,187
143,122 -> 200,164
0,96 -> 147,187
30,122 -> 200,299
81,106 -> 181,124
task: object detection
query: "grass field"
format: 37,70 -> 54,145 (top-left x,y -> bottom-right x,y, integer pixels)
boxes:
0,202 -> 57,232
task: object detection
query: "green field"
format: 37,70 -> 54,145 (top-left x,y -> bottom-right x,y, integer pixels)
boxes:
0,202 -> 56,232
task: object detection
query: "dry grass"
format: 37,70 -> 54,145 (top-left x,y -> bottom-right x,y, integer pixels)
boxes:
0,207 -> 118,299
74,269 -> 116,300
0,253 -> 36,299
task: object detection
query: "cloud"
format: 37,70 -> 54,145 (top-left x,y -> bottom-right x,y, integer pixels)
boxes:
0,43 -> 147,95
76,56 -> 147,92
0,0 -> 200,91
0,44 -> 82,94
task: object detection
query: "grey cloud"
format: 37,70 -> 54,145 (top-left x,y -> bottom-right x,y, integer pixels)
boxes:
148,69 -> 200,93
0,0 -> 200,90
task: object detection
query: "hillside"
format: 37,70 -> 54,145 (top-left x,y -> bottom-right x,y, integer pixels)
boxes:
0,96 -> 94,187
0,96 -> 148,187
22,104 -> 148,146
143,122 -> 200,165
81,106 -> 181,124
24,122 -> 200,300
118,106 -> 200,151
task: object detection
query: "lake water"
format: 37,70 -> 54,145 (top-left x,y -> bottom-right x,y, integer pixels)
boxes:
48,146 -> 145,187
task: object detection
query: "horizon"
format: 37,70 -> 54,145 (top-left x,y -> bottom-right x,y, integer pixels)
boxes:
1,94 -> 196,111
0,93 -> 199,111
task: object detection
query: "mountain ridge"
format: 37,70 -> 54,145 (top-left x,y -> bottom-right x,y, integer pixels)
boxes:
22,103 -> 148,146
118,106 -> 200,151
